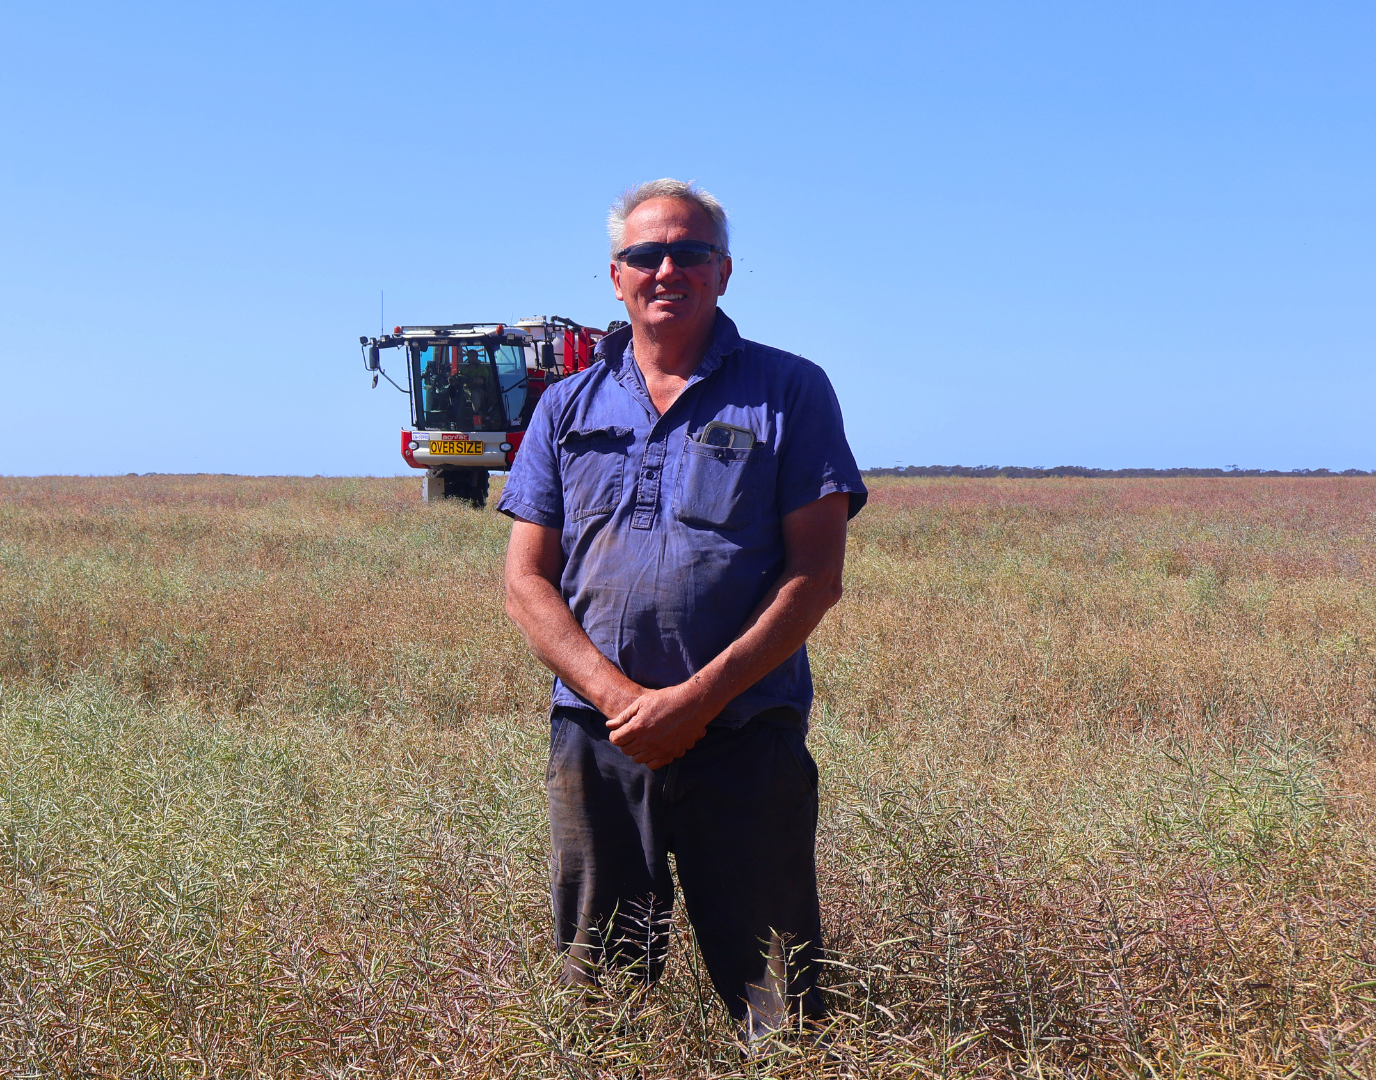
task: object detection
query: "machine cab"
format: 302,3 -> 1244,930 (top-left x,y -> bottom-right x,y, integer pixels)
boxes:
383,325 -> 540,476
410,333 -> 533,433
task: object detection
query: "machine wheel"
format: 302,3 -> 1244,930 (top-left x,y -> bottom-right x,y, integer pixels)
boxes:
425,468 -> 489,509
459,469 -> 490,509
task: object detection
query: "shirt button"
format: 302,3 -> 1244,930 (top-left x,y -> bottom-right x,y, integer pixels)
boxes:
644,470 -> 656,479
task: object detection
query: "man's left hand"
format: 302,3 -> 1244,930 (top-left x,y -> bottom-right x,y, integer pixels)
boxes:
607,682 -> 715,770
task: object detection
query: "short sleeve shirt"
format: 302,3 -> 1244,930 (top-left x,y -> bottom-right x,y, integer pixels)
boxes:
497,310 -> 867,727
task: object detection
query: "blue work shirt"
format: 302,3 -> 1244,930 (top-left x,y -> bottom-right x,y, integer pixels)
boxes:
497,310 -> 867,728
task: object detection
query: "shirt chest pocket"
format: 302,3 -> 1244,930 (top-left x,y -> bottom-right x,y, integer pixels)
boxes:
560,426 -> 631,521
673,437 -> 773,531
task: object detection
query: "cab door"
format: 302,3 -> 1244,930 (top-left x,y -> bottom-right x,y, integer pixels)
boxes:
493,343 -> 530,429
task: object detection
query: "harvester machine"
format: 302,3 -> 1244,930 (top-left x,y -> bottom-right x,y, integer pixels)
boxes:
359,316 -> 622,507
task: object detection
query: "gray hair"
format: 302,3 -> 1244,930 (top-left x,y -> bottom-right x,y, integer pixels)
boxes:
607,179 -> 730,258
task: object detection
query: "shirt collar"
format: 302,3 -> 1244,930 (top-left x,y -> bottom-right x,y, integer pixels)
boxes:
595,308 -> 744,385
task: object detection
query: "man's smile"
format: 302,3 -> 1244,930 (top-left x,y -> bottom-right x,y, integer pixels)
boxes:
653,292 -> 687,302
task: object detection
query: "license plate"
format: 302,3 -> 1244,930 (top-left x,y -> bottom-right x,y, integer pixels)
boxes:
429,438 -> 484,455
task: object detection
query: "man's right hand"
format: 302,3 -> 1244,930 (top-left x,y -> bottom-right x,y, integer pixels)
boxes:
606,682 -> 716,770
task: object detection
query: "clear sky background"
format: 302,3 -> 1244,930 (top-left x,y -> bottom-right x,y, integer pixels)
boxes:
2,1 -> 1372,475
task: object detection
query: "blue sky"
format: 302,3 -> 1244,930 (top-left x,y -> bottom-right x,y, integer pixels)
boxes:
2,1 -> 1372,475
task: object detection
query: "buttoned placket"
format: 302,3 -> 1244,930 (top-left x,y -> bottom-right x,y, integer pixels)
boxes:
610,345 -> 728,532
631,427 -> 668,531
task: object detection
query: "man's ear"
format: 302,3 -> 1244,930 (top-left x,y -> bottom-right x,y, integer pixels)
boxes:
610,260 -> 627,301
717,255 -> 732,296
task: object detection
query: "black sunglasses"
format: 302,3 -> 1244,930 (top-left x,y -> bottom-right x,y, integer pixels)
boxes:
614,240 -> 725,270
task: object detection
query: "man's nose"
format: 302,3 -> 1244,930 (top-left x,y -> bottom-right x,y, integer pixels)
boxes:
654,256 -> 680,280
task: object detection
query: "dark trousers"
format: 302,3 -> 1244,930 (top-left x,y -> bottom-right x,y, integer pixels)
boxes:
545,706 -> 826,1032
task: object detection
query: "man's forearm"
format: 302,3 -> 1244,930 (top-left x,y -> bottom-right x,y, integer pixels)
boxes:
603,564 -> 842,768
605,492 -> 851,768
674,492 -> 850,719
505,570 -> 642,718
684,564 -> 842,717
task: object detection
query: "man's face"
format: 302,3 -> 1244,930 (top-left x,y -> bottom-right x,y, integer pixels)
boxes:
610,197 -> 732,340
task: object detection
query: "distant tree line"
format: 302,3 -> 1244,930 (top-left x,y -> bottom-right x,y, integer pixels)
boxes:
863,465 -> 1374,479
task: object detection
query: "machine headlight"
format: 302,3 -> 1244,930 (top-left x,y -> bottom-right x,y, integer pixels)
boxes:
499,442 -> 513,452
408,440 -> 419,451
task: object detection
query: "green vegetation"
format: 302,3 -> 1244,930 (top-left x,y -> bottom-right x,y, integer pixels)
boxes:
1,475 -> 1373,1077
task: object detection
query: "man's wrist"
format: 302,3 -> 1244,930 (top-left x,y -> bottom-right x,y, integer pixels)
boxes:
591,678 -> 643,719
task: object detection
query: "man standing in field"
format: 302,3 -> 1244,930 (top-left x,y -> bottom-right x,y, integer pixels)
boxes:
498,179 -> 866,1040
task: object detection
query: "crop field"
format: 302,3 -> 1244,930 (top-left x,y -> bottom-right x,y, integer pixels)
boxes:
1,474 -> 1374,1078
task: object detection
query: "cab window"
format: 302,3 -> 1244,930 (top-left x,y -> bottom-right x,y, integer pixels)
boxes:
413,344 -> 504,431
